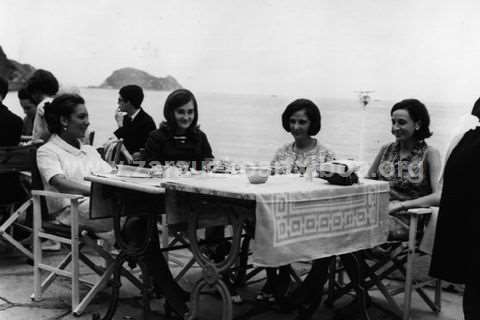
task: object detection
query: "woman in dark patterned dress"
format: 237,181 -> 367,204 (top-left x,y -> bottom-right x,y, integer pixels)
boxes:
367,99 -> 441,237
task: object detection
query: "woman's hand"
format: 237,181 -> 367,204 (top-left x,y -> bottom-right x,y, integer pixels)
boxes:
50,174 -> 90,196
389,200 -> 405,214
131,152 -> 141,161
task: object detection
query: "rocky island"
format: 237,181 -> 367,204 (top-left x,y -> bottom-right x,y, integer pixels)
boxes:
0,46 -> 36,91
98,67 -> 181,91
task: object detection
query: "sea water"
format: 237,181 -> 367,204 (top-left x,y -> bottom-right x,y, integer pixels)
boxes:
4,88 -> 469,166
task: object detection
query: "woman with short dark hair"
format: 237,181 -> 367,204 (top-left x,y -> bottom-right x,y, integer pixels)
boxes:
272,98 -> 334,174
281,98 -> 322,135
128,89 -> 214,317
143,88 -> 213,168
368,99 -> 441,223
257,99 -> 336,318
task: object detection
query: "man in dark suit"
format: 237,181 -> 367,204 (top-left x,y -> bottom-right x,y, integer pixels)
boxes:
0,76 -> 23,146
114,85 -> 156,155
0,76 -> 26,206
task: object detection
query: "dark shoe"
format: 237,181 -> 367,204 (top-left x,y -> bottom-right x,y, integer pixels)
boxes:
164,301 -> 189,319
295,291 -> 325,320
256,291 -> 275,303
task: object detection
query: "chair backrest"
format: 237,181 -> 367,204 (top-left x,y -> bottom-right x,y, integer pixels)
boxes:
113,139 -> 124,165
28,144 -> 56,222
0,142 -> 48,219
103,139 -> 133,165
103,138 -> 123,165
87,131 -> 95,146
0,143 -> 41,174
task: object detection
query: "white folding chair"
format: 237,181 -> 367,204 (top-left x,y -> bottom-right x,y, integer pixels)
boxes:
30,154 -> 142,316
326,207 -> 442,320
365,207 -> 442,320
103,138 -> 133,165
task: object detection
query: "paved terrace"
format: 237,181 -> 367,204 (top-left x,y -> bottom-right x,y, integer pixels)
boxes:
0,245 -> 463,320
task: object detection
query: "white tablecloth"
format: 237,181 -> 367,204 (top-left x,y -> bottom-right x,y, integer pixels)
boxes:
164,174 -> 390,266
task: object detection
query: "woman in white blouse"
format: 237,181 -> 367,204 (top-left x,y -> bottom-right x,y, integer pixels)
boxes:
38,94 -> 189,317
37,94 -> 111,232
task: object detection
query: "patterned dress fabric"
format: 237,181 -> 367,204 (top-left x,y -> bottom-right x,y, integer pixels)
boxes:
271,140 -> 335,174
374,141 -> 432,201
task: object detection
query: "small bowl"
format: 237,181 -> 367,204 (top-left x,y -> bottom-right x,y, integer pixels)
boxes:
245,166 -> 270,184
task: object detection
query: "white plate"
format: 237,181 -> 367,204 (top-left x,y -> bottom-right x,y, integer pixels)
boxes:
115,173 -> 152,178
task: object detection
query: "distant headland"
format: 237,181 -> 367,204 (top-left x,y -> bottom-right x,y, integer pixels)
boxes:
96,67 -> 182,91
0,46 -> 36,91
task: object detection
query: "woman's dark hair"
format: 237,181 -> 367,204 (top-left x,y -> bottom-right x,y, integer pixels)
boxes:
162,89 -> 198,133
26,69 -> 59,98
281,99 -> 321,135
44,94 -> 85,134
391,99 -> 432,140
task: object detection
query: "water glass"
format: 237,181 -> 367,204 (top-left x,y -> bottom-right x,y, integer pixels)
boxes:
150,164 -> 163,178
202,160 -> 215,173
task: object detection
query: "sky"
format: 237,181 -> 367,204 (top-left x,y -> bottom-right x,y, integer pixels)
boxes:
2,0 -> 480,103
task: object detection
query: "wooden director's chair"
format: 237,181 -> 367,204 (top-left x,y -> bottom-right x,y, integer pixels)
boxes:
30,143 -> 143,316
326,207 -> 442,320
0,143 -> 41,259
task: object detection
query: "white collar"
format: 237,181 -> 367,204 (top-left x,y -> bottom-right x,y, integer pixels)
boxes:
130,108 -> 141,121
50,134 -> 86,156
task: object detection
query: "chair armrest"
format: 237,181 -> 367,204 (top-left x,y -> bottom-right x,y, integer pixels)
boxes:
406,207 -> 433,216
32,189 -> 85,200
121,145 -> 134,164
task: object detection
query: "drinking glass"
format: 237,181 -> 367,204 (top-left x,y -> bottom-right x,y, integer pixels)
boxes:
202,160 -> 215,174
295,160 -> 307,177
